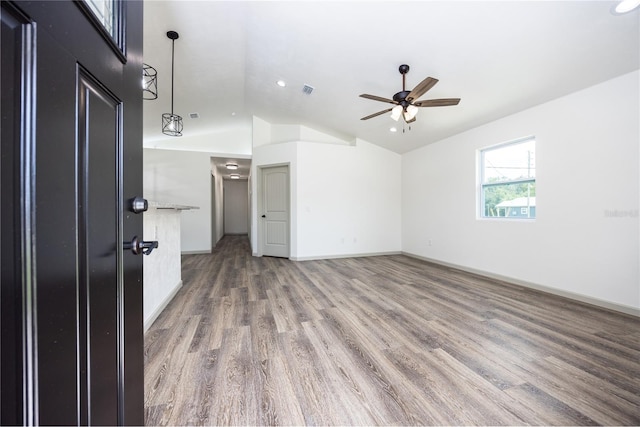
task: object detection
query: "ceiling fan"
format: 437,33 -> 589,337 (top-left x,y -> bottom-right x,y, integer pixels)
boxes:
360,64 -> 460,123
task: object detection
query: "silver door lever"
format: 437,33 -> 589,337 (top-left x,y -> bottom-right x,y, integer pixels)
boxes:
124,236 -> 158,255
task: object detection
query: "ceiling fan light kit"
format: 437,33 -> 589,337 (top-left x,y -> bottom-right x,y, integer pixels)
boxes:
390,105 -> 402,121
162,30 -> 183,137
404,105 -> 418,121
360,64 -> 460,125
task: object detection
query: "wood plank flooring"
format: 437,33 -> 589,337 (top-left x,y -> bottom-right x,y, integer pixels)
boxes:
144,235 -> 640,426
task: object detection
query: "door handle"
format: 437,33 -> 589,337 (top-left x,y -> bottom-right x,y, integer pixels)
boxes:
124,235 -> 158,255
261,214 -> 266,218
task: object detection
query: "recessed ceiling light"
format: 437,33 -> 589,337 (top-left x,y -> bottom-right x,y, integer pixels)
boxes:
231,112 -> 236,116
226,163 -> 238,170
276,80 -> 286,87
614,0 -> 640,13
230,174 -> 240,179
390,127 -> 397,133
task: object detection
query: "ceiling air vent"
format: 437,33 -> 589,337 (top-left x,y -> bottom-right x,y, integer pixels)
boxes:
189,112 -> 199,119
302,84 -> 314,95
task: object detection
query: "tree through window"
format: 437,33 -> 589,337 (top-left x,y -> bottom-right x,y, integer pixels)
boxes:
480,137 -> 536,219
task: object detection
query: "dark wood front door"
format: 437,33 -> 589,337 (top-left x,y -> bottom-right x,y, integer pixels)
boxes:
1,1 -> 144,424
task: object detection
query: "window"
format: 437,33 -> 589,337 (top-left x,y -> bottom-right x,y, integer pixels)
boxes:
78,0 -> 125,60
85,0 -> 115,36
480,137 -> 535,219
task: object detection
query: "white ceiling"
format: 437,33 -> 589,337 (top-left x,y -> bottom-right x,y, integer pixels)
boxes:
142,1 -> 639,155
211,157 -> 252,181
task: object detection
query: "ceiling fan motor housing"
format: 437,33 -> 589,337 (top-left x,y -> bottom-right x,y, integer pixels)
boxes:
393,91 -> 411,107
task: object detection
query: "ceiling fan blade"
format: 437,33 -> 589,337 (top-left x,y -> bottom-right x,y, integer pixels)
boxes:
361,108 -> 393,120
359,94 -> 398,104
405,116 -> 417,124
406,77 -> 439,103
414,98 -> 461,107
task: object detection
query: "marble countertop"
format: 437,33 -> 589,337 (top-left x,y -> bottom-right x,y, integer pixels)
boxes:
148,201 -> 200,210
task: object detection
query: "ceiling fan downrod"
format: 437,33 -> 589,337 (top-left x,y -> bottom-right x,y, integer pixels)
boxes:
399,64 -> 409,91
394,64 -> 412,107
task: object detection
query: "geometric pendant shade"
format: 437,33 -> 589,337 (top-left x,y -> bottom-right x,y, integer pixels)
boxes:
142,63 -> 158,100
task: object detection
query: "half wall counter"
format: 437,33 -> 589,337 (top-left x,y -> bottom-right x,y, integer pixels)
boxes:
143,201 -> 199,332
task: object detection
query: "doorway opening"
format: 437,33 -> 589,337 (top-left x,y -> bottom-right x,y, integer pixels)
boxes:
210,157 -> 252,245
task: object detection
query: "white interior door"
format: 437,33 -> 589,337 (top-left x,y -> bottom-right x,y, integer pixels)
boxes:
260,165 -> 290,258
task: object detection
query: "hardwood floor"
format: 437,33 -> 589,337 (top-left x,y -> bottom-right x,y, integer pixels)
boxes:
144,235 -> 640,426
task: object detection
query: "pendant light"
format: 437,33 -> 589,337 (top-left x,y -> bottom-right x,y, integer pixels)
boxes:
142,63 -> 158,100
162,30 -> 183,137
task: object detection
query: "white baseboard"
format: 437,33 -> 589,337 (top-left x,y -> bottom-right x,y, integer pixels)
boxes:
144,280 -> 183,333
402,252 -> 640,318
291,251 -> 401,262
181,250 -> 211,255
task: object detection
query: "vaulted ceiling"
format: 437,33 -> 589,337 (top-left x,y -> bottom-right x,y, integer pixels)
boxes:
142,1 -> 639,154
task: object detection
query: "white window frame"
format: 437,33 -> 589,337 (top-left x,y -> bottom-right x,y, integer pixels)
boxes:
479,136 -> 536,220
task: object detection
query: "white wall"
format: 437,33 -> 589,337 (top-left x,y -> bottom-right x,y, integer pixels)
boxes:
143,148 -> 212,253
144,125 -> 252,155
252,116 -> 272,147
296,139 -> 401,259
251,126 -> 402,260
224,179 -> 249,234
402,71 -> 639,311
